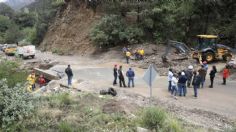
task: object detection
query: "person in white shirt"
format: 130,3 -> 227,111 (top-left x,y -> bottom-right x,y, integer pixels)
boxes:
171,74 -> 178,99
168,68 -> 174,92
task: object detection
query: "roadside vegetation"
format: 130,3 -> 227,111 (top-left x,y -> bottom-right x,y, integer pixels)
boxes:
90,0 -> 236,48
0,0 -> 65,45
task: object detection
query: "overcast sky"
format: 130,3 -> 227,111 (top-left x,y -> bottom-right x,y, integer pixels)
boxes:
0,0 -> 6,2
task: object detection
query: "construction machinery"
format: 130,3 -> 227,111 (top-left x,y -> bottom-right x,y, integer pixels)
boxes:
192,35 -> 234,63
162,35 -> 234,63
162,40 -> 191,63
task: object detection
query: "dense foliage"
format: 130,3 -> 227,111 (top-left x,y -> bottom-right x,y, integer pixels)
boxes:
0,60 -> 33,131
0,0 -> 64,45
91,0 -> 236,48
0,80 -> 34,131
90,15 -> 143,48
0,60 -> 27,87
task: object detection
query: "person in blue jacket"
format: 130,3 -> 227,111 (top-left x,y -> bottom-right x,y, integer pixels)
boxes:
178,72 -> 188,96
126,67 -> 135,88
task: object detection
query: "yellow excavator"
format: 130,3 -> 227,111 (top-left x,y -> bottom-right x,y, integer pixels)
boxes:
192,35 -> 234,63
162,35 -> 234,63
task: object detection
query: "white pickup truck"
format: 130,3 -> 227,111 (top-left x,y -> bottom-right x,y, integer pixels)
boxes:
17,45 -> 36,59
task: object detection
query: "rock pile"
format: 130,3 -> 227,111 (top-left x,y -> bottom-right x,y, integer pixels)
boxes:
129,43 -> 198,76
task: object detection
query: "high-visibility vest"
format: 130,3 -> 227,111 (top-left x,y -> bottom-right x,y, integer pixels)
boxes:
140,50 -> 144,55
126,51 -> 131,57
27,74 -> 36,85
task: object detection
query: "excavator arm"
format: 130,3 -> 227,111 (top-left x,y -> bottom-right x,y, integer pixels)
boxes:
162,40 -> 191,63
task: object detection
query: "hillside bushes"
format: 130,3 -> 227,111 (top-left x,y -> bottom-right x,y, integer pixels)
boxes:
0,80 -> 34,130
90,15 -> 143,48
91,0 -> 236,48
0,60 -> 27,87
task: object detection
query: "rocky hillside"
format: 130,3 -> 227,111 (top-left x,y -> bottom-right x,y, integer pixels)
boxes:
4,0 -> 34,10
40,1 -> 100,56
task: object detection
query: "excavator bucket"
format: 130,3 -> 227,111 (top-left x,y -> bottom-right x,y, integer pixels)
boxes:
162,40 -> 191,63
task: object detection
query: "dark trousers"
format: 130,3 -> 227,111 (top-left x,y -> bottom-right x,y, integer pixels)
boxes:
200,77 -> 205,88
187,77 -> 192,87
113,75 -> 117,85
223,77 -> 226,85
68,76 -> 72,86
178,83 -> 187,96
32,84 -> 36,91
210,77 -> 214,87
119,77 -> 126,87
126,57 -> 130,64
193,85 -> 199,97
168,81 -> 172,92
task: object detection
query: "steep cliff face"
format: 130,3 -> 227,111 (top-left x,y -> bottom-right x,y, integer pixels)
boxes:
40,1 -> 101,56
4,0 -> 34,10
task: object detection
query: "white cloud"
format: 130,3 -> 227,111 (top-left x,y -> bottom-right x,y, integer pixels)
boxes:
0,0 -> 7,2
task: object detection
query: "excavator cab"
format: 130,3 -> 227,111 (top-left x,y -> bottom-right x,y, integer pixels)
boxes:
192,35 -> 233,63
196,35 -> 217,50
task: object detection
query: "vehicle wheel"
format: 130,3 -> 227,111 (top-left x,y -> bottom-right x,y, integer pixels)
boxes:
223,54 -> 232,62
31,55 -> 35,59
204,52 -> 214,62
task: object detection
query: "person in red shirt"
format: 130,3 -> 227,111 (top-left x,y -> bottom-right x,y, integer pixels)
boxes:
222,65 -> 230,85
38,75 -> 46,87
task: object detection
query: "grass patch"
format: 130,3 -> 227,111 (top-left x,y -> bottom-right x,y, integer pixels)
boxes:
0,60 -> 27,87
139,107 -> 183,132
58,122 -> 73,132
12,93 -> 214,132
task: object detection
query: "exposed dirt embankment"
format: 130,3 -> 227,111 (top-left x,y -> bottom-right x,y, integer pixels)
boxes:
40,1 -> 101,55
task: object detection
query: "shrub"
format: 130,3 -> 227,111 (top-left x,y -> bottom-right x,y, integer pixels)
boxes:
0,60 -> 27,88
48,93 -> 72,108
58,122 -> 73,132
141,107 -> 167,131
0,80 -> 34,130
90,15 -> 144,48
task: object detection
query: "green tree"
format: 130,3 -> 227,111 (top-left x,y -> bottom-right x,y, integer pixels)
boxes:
4,23 -> 22,43
0,3 -> 15,18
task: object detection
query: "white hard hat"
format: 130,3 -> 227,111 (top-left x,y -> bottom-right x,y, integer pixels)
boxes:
188,65 -> 193,70
181,72 -> 185,76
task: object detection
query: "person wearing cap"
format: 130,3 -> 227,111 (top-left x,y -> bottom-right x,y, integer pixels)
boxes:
168,68 -> 174,92
113,64 -> 118,85
126,67 -> 135,87
192,71 -> 201,98
125,51 -> 131,64
118,65 -> 126,87
178,71 -> 188,96
198,65 -> 207,88
185,65 -> 194,88
209,65 -> 217,88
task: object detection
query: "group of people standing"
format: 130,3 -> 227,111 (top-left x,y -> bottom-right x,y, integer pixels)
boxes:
168,61 -> 230,98
27,71 -> 46,92
113,65 -> 135,88
122,46 -> 145,64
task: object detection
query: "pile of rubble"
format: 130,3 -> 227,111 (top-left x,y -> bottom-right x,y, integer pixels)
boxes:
129,43 -> 198,76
